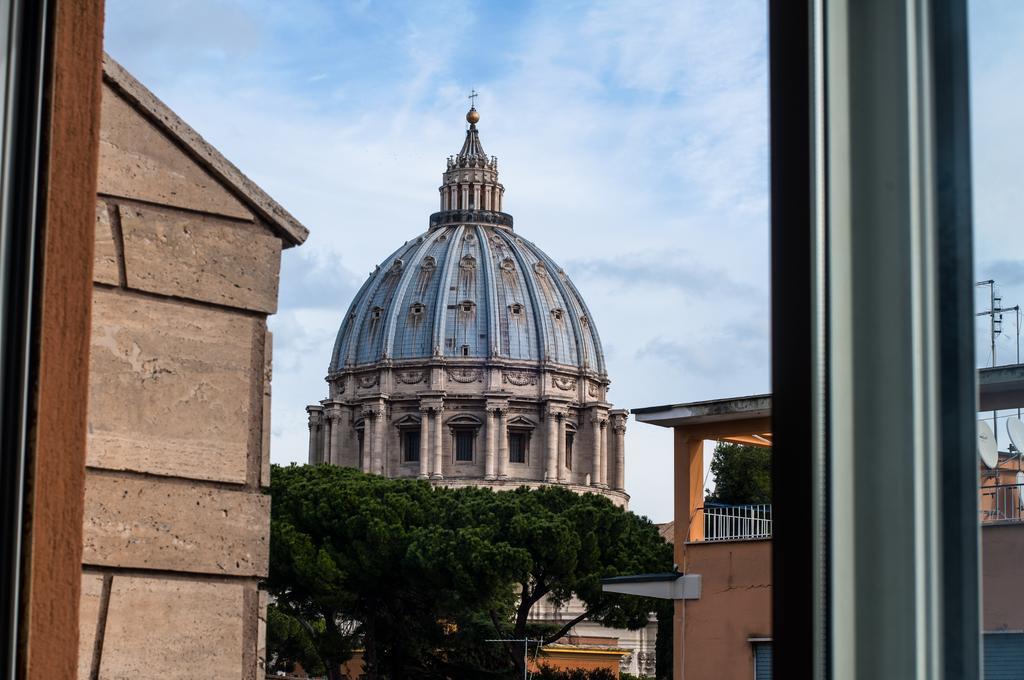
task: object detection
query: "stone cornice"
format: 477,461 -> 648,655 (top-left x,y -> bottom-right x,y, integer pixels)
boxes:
429,209 -> 513,230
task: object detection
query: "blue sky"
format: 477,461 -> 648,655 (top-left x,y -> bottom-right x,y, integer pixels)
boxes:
104,1 -> 1023,522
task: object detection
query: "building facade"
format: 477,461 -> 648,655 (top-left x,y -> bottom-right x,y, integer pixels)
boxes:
77,55 -> 307,680
306,106 -> 628,506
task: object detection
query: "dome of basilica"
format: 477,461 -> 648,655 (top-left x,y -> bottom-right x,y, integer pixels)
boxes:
307,105 -> 628,506
330,222 -> 606,374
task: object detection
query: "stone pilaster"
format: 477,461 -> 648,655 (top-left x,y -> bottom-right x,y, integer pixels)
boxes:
372,402 -> 387,476
328,404 -> 344,466
360,405 -> 375,474
418,405 -> 430,479
557,415 -> 568,483
484,407 -> 497,481
432,403 -> 445,480
496,407 -> 508,480
545,405 -> 559,482
590,412 -> 605,488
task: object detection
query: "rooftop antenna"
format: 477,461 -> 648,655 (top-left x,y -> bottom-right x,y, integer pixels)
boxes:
977,280 -> 1011,444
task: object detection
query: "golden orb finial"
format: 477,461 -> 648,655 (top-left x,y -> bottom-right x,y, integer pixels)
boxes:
466,107 -> 480,124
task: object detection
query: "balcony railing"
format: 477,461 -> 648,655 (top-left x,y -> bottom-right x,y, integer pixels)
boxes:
981,483 -> 1024,523
699,503 -> 773,542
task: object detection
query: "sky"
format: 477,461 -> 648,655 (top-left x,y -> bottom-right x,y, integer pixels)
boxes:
103,1 -> 1024,522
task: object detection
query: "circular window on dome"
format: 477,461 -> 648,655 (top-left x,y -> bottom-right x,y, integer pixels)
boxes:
370,306 -> 383,321
499,258 -> 516,272
421,255 -> 436,270
410,302 -> 425,316
551,308 -> 565,321
509,303 -> 524,317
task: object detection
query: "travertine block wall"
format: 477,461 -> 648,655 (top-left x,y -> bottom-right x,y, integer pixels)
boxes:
78,57 -> 306,680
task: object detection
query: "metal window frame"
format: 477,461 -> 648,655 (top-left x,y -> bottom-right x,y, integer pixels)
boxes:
769,0 -> 978,678
0,0 -> 50,675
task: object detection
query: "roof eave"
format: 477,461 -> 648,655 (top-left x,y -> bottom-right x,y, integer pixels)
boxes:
101,53 -> 309,247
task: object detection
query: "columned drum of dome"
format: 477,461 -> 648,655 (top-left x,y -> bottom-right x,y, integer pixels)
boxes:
307,106 -> 628,506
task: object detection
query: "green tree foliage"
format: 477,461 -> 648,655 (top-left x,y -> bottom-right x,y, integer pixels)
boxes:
267,464 -> 672,679
704,442 -> 771,506
266,604 -> 330,676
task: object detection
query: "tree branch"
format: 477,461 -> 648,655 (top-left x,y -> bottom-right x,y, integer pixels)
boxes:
543,609 -> 593,645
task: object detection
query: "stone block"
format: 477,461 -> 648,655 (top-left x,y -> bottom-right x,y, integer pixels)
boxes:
87,287 -> 261,483
119,204 -> 281,313
97,576 -> 244,680
93,201 -> 120,285
83,474 -> 269,576
97,84 -> 252,221
77,573 -> 105,680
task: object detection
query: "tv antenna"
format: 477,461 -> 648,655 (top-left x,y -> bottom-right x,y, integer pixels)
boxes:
976,280 -> 1022,441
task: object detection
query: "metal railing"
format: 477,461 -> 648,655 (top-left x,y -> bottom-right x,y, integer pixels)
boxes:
699,503 -> 773,542
980,483 -> 1024,523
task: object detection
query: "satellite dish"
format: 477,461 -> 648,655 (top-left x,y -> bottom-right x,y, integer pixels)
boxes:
978,421 -> 998,469
1008,417 -> 1024,454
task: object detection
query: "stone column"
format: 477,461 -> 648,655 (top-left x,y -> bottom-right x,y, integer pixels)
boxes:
361,406 -> 374,473
373,403 -> 387,476
496,408 -> 508,480
557,416 -> 568,483
590,413 -> 603,487
307,407 -> 322,464
611,411 -> 627,491
418,406 -> 430,479
329,406 -> 344,466
601,421 -> 610,487
485,407 -> 497,480
320,415 -> 331,465
545,406 -> 558,482
432,405 -> 444,479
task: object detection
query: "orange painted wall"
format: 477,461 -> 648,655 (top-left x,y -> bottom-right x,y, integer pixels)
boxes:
982,523 -> 1024,632
683,539 -> 772,680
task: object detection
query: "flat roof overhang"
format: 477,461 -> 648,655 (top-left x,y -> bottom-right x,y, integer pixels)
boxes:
600,572 -> 702,600
979,364 -> 1024,412
632,394 -> 772,445
632,393 -> 771,428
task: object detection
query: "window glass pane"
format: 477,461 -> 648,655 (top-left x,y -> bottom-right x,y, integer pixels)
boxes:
404,430 -> 420,463
970,3 -> 1024,676
509,432 -> 526,464
455,430 -> 474,462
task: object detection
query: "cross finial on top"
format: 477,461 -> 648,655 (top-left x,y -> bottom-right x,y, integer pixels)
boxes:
468,89 -> 479,108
